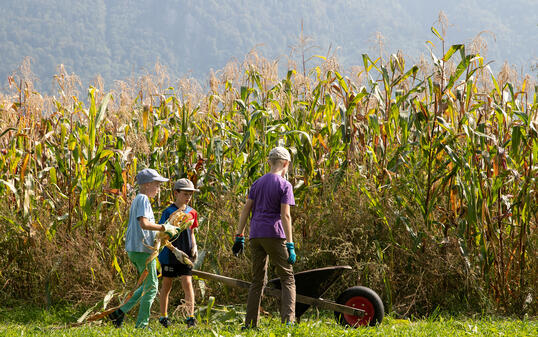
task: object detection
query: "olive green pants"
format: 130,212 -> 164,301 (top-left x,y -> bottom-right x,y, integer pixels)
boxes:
245,238 -> 296,327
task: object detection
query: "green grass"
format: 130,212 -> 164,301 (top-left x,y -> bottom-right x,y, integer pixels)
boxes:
0,304 -> 536,336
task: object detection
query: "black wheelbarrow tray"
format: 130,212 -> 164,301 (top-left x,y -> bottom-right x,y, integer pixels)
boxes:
192,265 -> 384,327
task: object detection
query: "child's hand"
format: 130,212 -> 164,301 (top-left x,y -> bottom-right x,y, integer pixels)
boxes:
232,234 -> 245,256
286,242 -> 296,264
162,223 -> 179,239
166,242 -> 194,267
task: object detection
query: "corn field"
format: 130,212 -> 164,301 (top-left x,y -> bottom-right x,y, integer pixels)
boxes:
0,36 -> 536,316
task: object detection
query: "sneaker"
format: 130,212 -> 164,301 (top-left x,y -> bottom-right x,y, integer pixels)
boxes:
241,325 -> 259,331
136,325 -> 152,331
159,316 -> 171,328
108,309 -> 124,328
185,317 -> 196,328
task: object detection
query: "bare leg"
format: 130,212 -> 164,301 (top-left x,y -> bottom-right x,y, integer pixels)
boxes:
160,276 -> 173,317
180,275 -> 195,316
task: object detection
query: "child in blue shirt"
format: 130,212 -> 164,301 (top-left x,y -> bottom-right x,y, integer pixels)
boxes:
108,168 -> 177,329
158,178 -> 200,328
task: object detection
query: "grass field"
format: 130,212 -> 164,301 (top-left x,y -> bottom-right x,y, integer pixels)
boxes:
1,304 -> 536,336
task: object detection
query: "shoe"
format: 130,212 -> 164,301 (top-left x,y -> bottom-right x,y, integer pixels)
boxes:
108,309 -> 124,328
159,316 -> 171,328
241,325 -> 258,331
185,317 -> 196,328
136,325 -> 152,331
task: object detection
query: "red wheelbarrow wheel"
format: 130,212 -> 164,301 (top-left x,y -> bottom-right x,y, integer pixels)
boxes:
334,286 -> 384,327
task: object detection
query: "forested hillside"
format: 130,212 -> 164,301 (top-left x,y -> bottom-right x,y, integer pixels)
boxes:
1,0 -> 537,91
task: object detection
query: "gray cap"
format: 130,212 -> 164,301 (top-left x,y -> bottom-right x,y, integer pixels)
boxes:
268,146 -> 291,162
174,178 -> 200,192
136,168 -> 169,184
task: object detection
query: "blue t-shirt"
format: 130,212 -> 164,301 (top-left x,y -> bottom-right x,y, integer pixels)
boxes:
157,204 -> 199,265
125,194 -> 156,253
248,173 -> 295,239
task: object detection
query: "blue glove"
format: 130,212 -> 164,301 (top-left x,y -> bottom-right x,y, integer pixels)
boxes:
232,234 -> 245,256
286,242 -> 296,264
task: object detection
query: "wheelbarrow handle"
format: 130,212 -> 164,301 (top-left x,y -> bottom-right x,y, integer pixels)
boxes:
192,270 -> 365,318
193,270 -> 251,289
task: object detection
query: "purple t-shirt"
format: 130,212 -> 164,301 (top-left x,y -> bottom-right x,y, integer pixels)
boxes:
248,173 -> 295,239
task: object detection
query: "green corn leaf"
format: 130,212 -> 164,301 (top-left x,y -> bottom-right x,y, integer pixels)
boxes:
50,167 -> 57,185
391,65 -> 419,87
487,65 -> 502,97
335,71 -> 349,94
235,99 -> 246,111
443,44 -> 464,61
382,66 -> 390,93
511,126 -> 521,161
446,55 -> 470,91
513,111 -> 529,125
431,26 -> 443,41
113,257 -> 125,284
362,54 -> 380,73
240,86 -> 249,102
0,127 -> 16,138
95,93 -> 112,128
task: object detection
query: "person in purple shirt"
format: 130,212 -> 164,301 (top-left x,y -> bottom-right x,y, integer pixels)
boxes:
233,146 -> 297,329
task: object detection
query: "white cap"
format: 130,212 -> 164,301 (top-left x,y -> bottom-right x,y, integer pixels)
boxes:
268,146 -> 291,161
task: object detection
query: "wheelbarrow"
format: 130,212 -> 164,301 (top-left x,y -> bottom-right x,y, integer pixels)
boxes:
192,265 -> 384,327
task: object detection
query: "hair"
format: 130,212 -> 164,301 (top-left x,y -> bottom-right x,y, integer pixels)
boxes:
269,158 -> 288,167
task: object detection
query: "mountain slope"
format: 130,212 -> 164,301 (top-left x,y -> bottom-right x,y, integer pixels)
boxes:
1,0 -> 536,91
